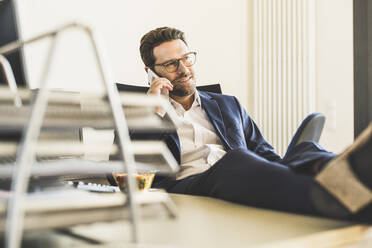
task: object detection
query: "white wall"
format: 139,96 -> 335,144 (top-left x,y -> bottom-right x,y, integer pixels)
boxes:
16,0 -> 353,153
17,0 -> 249,107
315,0 -> 354,153
244,0 -> 354,153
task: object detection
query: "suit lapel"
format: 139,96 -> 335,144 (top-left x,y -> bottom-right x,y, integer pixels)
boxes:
164,91 -> 231,164
161,129 -> 181,165
198,91 -> 230,149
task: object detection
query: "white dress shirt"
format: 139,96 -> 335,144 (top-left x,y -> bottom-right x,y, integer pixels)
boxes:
168,92 -> 227,180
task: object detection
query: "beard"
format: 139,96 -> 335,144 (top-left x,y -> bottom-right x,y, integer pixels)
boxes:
170,74 -> 196,97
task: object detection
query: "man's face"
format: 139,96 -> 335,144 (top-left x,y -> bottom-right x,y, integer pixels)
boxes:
153,39 -> 196,97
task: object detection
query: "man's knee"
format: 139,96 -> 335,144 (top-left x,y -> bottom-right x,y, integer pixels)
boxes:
220,148 -> 261,164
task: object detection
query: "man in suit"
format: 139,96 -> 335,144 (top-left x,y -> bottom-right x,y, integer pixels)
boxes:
139,27 -> 372,221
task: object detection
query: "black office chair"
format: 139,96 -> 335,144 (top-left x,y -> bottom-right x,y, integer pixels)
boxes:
116,83 -> 325,156
283,113 -> 326,159
116,83 -> 222,94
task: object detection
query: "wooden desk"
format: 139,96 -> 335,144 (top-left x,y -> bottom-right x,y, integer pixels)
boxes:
15,193 -> 372,247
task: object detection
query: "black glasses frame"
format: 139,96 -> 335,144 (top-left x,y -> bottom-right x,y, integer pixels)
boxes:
153,52 -> 197,73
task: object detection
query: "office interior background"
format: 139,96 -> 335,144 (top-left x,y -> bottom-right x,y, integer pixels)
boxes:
16,0 -> 353,154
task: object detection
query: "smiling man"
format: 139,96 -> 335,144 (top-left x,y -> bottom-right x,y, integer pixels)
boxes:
143,34 -> 197,109
139,27 -> 372,221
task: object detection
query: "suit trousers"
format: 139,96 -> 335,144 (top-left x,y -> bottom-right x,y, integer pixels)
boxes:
153,142 -> 372,222
153,142 -> 344,216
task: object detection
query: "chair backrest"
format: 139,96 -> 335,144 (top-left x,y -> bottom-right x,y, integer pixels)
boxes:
116,83 -> 222,94
284,112 -> 326,159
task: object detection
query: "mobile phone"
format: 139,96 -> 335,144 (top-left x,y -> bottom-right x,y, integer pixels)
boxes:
147,68 -> 159,85
147,68 -> 169,96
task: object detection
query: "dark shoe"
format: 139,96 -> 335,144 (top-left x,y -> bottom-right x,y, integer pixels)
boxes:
313,122 -> 372,217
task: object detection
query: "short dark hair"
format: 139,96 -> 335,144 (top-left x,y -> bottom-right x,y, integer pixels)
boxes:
140,27 -> 188,68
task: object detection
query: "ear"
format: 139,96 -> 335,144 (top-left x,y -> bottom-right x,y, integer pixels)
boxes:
144,67 -> 149,73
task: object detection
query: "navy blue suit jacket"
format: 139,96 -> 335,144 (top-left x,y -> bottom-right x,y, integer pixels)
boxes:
138,91 -> 282,165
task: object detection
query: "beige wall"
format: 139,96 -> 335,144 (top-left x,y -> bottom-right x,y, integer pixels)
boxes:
17,0 -> 353,153
315,0 -> 353,153
244,0 -> 353,153
17,0 -> 250,107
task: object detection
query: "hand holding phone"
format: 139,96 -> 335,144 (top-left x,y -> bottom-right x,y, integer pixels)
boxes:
147,68 -> 158,85
147,68 -> 172,97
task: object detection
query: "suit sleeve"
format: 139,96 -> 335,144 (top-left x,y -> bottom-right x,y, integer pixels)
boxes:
234,97 -> 282,162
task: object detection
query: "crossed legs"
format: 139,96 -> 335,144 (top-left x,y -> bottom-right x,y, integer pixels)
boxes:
156,123 -> 372,221
163,148 -> 321,215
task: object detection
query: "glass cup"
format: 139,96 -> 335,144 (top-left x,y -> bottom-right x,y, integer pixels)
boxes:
113,172 -> 155,192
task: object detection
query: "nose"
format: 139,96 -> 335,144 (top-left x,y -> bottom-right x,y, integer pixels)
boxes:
177,60 -> 189,74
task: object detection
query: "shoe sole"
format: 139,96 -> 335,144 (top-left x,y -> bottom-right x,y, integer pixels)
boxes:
315,122 -> 372,213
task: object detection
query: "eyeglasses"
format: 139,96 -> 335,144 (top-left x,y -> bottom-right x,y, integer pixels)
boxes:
153,52 -> 197,73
